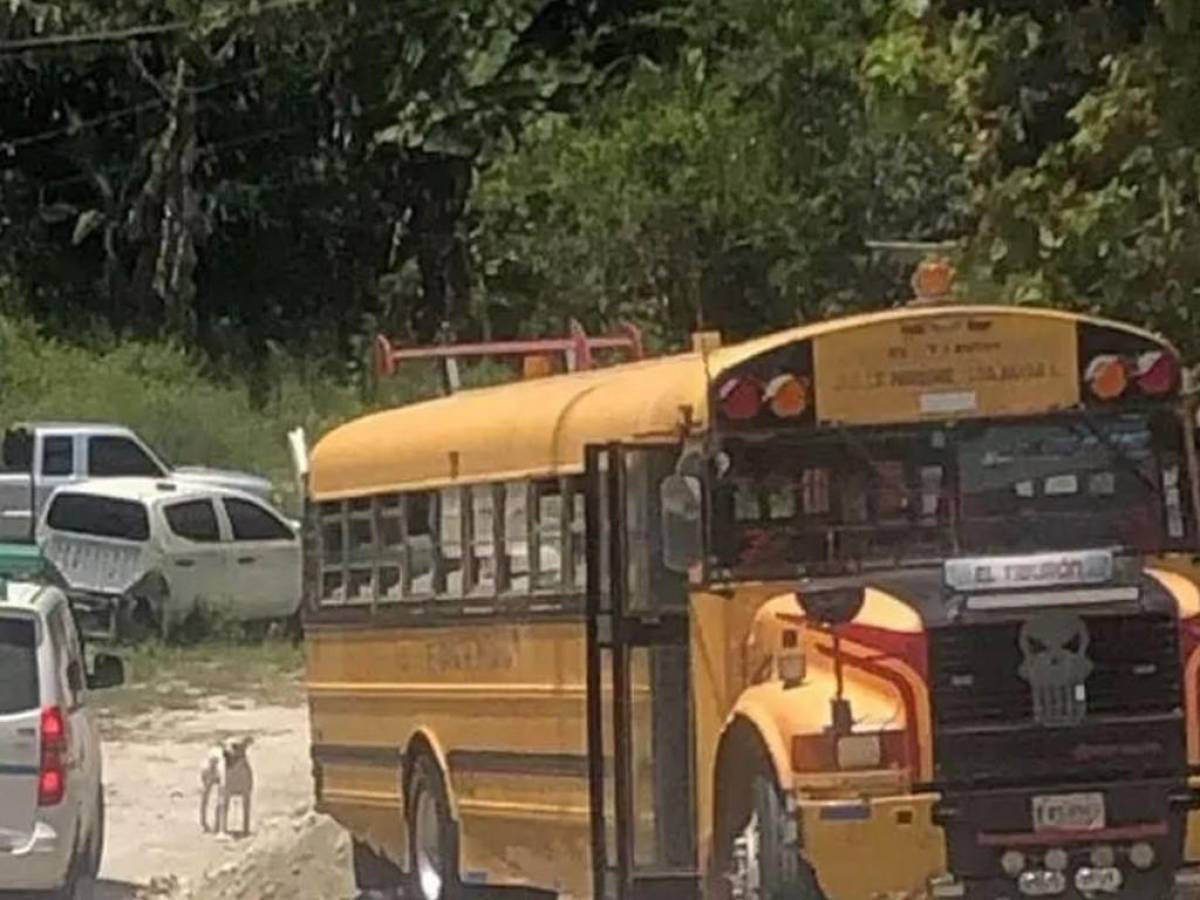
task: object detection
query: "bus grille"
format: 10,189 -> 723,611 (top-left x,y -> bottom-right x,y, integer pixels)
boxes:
930,613 -> 1181,728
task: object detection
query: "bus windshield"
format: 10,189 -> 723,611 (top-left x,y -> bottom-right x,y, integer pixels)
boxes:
711,408 -> 1189,577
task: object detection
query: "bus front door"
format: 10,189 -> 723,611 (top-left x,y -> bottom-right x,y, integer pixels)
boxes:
584,442 -> 699,900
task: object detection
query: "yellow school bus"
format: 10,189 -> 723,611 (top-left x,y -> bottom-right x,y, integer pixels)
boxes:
304,282 -> 1200,900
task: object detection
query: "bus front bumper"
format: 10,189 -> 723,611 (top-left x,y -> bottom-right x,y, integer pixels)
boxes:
794,791 -> 947,900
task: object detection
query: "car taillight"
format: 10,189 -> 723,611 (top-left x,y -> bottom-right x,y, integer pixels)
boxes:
38,705 -> 67,807
791,728 -> 909,772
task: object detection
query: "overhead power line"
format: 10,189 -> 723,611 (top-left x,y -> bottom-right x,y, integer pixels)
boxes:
0,0 -> 323,54
2,67 -> 269,152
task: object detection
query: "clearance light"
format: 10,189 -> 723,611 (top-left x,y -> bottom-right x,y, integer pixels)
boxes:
912,258 -> 956,301
1135,351 -> 1177,396
1085,355 -> 1128,400
718,377 -> 763,421
765,373 -> 810,418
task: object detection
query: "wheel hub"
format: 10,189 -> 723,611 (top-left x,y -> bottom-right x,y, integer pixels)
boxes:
414,790 -> 444,900
731,812 -> 762,900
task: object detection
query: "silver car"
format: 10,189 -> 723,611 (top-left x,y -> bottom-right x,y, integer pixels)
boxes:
0,562 -> 124,897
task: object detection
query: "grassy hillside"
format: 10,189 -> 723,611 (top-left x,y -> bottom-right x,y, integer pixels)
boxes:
0,314 -> 521,511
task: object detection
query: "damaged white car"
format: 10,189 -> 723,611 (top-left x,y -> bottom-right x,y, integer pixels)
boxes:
36,479 -> 301,640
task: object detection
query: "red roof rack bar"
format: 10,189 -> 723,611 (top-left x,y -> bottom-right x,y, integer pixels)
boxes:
371,319 -> 644,382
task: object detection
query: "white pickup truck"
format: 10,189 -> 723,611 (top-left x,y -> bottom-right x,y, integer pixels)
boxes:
0,422 -> 274,542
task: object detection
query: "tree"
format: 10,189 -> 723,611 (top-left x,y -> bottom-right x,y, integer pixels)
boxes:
470,0 -> 968,345
863,0 -> 1200,356
0,0 -> 677,391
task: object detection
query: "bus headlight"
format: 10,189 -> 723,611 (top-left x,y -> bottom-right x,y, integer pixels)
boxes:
835,734 -> 881,769
791,729 -> 909,772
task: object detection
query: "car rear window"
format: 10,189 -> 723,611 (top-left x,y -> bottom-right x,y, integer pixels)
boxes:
0,617 -> 39,715
47,493 -> 150,542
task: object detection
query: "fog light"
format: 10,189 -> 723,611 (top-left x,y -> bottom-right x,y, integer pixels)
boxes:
1001,850 -> 1027,876
1130,842 -> 1156,870
1018,870 -> 1066,897
1076,867 -> 1122,894
1090,845 -> 1115,868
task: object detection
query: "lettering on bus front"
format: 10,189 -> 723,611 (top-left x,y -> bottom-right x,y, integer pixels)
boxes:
814,314 -> 1079,424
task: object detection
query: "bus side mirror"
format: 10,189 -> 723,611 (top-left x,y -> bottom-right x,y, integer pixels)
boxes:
661,474 -> 703,574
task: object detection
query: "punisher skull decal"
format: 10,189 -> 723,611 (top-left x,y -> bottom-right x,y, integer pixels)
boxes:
1017,612 -> 1093,726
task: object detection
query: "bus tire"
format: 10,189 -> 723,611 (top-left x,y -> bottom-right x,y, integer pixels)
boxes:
712,735 -> 824,900
407,753 -> 461,900
352,837 -> 405,891
747,775 -> 822,900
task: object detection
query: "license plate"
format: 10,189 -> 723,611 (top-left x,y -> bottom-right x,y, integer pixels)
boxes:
1032,792 -> 1105,832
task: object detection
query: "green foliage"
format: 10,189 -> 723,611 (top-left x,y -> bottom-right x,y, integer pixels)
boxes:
1,0 -> 674,369
471,0 -> 968,344
863,0 -> 1200,356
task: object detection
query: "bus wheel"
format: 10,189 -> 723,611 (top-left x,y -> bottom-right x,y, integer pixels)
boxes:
352,838 -> 404,893
408,754 -> 461,900
731,776 -> 823,900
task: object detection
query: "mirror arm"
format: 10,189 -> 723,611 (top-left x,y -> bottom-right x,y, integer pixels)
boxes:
829,628 -> 853,735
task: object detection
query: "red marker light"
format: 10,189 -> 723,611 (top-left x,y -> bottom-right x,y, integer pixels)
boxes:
1135,351 -> 1177,396
38,706 -> 67,806
719,377 -> 763,420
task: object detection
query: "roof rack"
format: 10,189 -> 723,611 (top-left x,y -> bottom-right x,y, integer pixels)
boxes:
371,319 -> 645,392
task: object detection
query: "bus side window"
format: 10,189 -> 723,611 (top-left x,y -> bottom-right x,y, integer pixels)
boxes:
346,497 -> 375,605
505,483 -> 533,593
407,491 -> 438,597
533,481 -> 565,591
469,484 -> 500,595
318,501 -> 347,605
439,487 -> 466,595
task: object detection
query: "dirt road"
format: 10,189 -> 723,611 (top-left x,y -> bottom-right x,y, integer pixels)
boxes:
93,650 -> 356,900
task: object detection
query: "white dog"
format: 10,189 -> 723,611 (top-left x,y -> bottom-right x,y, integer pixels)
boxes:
200,736 -> 254,836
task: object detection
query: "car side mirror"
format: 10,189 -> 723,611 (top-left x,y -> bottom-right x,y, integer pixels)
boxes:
661,474 -> 703,574
87,653 -> 126,690
66,659 -> 84,693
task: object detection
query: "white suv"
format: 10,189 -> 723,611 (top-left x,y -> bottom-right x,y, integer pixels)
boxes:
0,568 -> 124,897
37,478 -> 302,640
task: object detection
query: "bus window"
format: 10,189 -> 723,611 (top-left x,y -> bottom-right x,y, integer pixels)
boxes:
376,494 -> 405,602
504,483 -> 531,591
470,485 -> 498,595
439,488 -> 465,595
800,468 -> 831,515
534,482 -> 565,591
407,492 -> 438,596
956,414 -> 1172,552
346,498 -> 375,605
318,501 -> 346,605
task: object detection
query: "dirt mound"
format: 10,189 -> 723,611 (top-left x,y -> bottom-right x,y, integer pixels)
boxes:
175,811 -> 353,900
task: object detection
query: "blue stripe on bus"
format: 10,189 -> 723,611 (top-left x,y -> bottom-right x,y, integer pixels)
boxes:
0,763 -> 38,776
